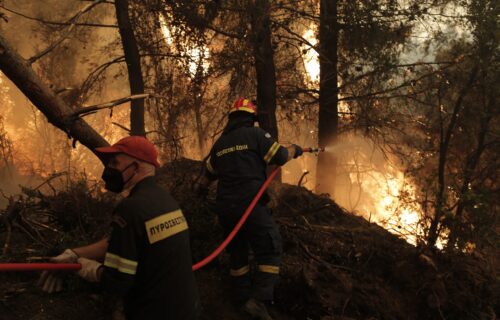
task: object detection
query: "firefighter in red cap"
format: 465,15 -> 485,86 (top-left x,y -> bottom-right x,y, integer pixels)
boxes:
200,98 -> 303,319
38,136 -> 200,320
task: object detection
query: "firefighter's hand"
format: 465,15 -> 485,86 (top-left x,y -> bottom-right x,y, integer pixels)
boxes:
292,144 -> 303,158
77,257 -> 103,283
51,249 -> 79,263
37,249 -> 78,293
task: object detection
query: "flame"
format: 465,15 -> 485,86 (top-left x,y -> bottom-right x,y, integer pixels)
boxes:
302,27 -> 319,83
159,15 -> 173,45
283,134 -> 426,246
352,168 -> 422,245
301,26 -> 350,115
298,27 -> 423,244
159,14 -> 210,77
337,137 -> 424,245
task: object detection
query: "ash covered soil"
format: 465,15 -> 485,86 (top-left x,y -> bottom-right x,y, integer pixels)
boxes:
0,159 -> 498,320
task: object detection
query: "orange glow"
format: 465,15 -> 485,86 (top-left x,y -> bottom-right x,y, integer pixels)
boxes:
0,72 -> 131,180
350,168 -> 422,245
159,14 -> 210,77
283,134 -> 426,246
302,27 -> 319,83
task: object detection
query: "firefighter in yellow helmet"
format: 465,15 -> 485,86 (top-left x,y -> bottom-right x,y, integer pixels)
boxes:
201,98 -> 303,319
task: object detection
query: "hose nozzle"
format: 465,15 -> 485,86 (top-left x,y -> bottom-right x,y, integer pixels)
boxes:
303,147 -> 325,153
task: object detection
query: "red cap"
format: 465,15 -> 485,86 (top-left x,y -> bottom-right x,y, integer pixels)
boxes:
229,97 -> 257,115
95,136 -> 160,168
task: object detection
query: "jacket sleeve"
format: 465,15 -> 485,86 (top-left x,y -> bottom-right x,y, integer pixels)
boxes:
100,202 -> 139,297
255,128 -> 289,166
204,152 -> 218,180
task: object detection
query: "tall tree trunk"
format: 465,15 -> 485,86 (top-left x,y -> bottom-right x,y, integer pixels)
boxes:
0,34 -> 108,155
250,0 -> 278,140
316,0 -> 339,195
115,0 -> 145,136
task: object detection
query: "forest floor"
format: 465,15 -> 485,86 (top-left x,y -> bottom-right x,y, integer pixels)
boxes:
0,159 -> 498,320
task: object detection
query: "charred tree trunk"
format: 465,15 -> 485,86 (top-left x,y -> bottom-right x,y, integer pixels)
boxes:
316,0 -> 339,195
0,34 -> 108,155
115,0 -> 146,136
250,0 -> 278,140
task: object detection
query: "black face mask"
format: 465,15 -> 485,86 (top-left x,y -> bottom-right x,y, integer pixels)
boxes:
102,162 -> 137,193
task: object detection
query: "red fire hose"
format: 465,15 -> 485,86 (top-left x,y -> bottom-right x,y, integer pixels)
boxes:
0,147 -> 323,272
191,165 -> 281,271
0,263 -> 81,271
0,167 -> 281,273
191,147 -> 324,270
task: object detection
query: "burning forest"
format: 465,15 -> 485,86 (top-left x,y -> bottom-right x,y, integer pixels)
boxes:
0,1 -> 498,319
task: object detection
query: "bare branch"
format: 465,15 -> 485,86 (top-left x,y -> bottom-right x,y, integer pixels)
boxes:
274,4 -> 319,20
338,60 -> 457,91
0,5 -> 118,28
80,52 -> 184,97
339,61 -> 462,102
80,56 -> 126,96
73,94 -> 150,117
298,170 -> 309,187
28,0 -> 109,64
111,122 -> 131,133
275,20 -> 319,54
206,25 -> 245,39
33,172 -> 68,191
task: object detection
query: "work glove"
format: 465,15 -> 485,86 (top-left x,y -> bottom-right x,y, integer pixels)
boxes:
292,144 -> 303,158
77,257 -> 102,283
37,249 -> 78,293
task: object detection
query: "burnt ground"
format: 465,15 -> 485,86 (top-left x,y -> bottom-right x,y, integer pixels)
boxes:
0,159 -> 498,320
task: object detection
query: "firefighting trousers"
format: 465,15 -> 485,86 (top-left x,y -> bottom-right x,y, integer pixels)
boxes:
217,202 -> 282,302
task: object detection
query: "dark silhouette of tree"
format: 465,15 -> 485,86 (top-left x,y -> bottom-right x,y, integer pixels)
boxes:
115,0 -> 145,136
317,0 -> 339,194
250,0 -> 279,139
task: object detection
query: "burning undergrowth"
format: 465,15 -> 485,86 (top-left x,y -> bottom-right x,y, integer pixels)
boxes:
0,158 -> 497,320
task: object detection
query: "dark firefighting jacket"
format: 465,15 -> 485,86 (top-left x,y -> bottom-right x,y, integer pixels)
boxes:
101,176 -> 200,320
206,119 -> 288,207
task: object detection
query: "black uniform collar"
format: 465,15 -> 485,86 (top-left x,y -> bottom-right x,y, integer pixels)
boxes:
129,175 -> 155,196
223,113 -> 255,134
